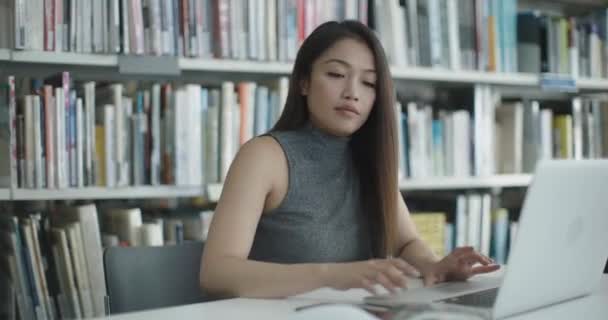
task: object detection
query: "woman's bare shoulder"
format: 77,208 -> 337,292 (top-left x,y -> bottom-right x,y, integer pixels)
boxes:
229,135 -> 287,185
237,135 -> 284,165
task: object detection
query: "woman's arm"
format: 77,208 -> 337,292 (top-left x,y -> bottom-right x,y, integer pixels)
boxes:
394,195 -> 499,285
394,194 -> 440,272
200,137 -> 416,298
200,137 -> 328,298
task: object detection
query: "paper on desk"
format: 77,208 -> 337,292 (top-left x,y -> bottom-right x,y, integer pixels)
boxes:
288,277 -> 425,304
289,287 -> 369,304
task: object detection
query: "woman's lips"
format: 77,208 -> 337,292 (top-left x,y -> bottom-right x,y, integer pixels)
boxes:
334,105 -> 360,116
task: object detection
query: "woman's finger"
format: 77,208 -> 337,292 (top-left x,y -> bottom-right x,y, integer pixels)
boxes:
478,253 -> 494,265
385,266 -> 408,289
471,264 -> 501,275
361,277 -> 378,295
390,258 -> 420,277
456,249 -> 493,265
459,251 -> 491,266
453,246 -> 474,256
438,273 -> 446,282
376,272 -> 398,294
423,274 -> 438,287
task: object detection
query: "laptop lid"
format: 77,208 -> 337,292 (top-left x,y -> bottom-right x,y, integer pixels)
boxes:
493,160 -> 608,319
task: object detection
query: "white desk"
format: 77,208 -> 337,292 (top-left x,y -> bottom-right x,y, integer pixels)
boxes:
95,275 -> 608,320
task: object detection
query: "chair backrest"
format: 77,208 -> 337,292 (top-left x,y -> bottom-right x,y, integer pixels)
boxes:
104,241 -> 206,314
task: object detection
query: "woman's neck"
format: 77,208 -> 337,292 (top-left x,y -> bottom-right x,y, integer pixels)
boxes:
301,121 -> 351,158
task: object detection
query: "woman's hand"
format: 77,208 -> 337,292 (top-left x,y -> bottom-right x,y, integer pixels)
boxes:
322,258 -> 420,294
421,246 -> 501,286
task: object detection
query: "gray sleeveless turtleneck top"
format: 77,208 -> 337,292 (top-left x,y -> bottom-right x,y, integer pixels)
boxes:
247,123 -> 373,263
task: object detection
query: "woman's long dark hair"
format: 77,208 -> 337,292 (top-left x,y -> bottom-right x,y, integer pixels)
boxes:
272,20 -> 399,258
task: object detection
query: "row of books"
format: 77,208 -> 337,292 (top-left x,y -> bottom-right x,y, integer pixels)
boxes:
3,0 -> 608,78
409,192 -> 518,265
0,75 -> 289,189
1,0 -> 368,61
100,208 -> 214,247
517,9 -> 608,78
375,0 -> 608,78
0,203 -> 213,320
0,204 -> 106,320
376,0 -> 519,71
4,75 -> 607,190
397,91 -> 608,179
496,97 -> 608,174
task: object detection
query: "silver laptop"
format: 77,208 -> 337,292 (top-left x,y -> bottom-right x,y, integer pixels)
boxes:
365,160 -> 608,319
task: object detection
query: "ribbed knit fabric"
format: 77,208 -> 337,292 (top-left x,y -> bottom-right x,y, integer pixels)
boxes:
248,123 -> 373,263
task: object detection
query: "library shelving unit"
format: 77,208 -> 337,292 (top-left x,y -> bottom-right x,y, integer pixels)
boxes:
10,186 -> 205,201
3,48 -> 608,202
2,0 -> 608,202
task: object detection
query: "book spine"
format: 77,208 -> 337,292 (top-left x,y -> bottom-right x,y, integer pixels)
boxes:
76,98 -> 84,187
44,0 -> 55,51
121,0 -> 130,54
44,86 -> 55,189
69,91 -> 77,187
9,77 -> 18,189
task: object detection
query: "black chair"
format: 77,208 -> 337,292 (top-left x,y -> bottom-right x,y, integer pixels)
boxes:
104,241 -> 207,314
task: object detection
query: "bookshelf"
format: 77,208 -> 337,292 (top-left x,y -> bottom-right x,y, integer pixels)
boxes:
11,186 -> 204,201
0,188 -> 10,200
2,3 -> 607,320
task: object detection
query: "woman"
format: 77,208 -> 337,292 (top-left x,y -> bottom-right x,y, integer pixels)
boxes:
200,20 -> 499,299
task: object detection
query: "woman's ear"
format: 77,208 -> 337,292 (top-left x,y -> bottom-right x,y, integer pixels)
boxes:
300,78 -> 309,96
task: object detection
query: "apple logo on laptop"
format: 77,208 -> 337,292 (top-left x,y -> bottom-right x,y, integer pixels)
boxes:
566,216 -> 584,244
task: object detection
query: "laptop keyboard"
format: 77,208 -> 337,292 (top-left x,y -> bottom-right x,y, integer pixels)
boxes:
436,288 -> 499,308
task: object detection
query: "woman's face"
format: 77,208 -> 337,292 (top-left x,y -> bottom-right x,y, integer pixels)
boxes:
302,38 -> 377,137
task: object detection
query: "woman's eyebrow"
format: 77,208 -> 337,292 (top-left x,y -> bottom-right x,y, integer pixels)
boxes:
322,58 -> 376,73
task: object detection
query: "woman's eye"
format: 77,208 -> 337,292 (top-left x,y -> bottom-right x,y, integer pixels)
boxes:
327,72 -> 345,78
363,81 -> 376,88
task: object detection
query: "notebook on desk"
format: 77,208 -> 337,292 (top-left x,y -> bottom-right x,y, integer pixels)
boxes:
365,160 -> 608,319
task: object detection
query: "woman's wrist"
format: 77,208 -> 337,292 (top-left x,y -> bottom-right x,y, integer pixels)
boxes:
399,238 -> 441,275
315,263 -> 334,288
417,257 -> 440,275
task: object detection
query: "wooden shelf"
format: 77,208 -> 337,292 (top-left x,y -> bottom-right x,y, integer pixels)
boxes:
576,78 -> 608,91
204,175 -> 532,202
206,184 -> 223,203
11,186 -> 204,201
179,58 -> 292,74
0,49 -> 11,61
400,174 -> 533,191
391,67 -> 539,86
11,51 -> 118,66
0,188 -> 11,200
3,50 -> 608,90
